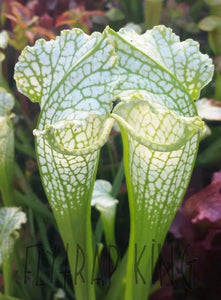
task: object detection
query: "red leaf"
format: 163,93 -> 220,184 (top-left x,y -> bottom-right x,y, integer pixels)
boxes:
10,1 -> 33,21
169,207 -> 195,239
26,0 -> 39,14
184,170 -> 221,226
31,26 -> 55,40
55,6 -> 104,28
4,1 -> 37,28
212,170 -> 221,183
25,30 -> 36,44
39,13 -> 54,29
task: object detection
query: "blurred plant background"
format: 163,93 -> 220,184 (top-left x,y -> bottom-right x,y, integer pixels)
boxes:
0,0 -> 221,299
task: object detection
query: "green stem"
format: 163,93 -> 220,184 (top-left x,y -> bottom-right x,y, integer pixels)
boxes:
215,71 -> 221,101
107,143 -> 116,179
105,251 -> 128,300
119,0 -> 143,23
0,174 -> 14,206
93,217 -> 103,247
149,280 -> 161,295
2,255 -> 13,296
121,129 -> 136,300
104,128 -> 144,300
144,0 -> 163,29
121,128 -> 154,300
14,190 -> 55,225
111,160 -> 124,198
14,248 -> 31,300
0,118 -> 15,297
55,205 -> 95,300
0,118 -> 14,207
131,0 -> 144,23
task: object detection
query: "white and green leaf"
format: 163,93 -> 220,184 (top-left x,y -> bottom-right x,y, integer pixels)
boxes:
105,25 -> 214,300
14,28 -> 119,212
0,88 -> 14,117
0,31 -> 8,50
0,30 -> 8,65
92,180 -> 118,214
92,180 -> 118,257
105,25 -> 214,116
0,207 -> 26,265
14,28 -> 119,300
196,98 -> 221,121
0,88 -> 15,207
112,99 -> 204,151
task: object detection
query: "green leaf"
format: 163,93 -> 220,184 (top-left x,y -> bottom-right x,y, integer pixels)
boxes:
118,0 -> 143,23
0,293 -> 22,300
198,16 -> 221,31
205,0 -> 221,6
0,207 -> 26,265
0,52 -> 4,64
106,8 -> 125,22
0,89 -> 14,207
14,28 -> 119,300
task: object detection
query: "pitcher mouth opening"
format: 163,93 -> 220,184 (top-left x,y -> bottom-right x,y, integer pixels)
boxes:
33,113 -> 115,156
112,99 -> 204,152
